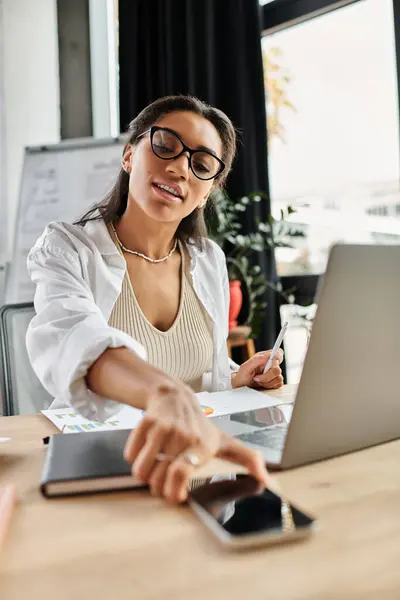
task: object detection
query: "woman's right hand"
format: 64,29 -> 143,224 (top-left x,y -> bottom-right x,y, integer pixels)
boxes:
123,380 -> 270,504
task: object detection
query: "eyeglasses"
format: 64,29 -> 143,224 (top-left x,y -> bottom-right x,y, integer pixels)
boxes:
139,126 -> 225,181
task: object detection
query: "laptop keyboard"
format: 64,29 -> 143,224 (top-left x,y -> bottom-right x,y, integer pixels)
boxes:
236,425 -> 288,451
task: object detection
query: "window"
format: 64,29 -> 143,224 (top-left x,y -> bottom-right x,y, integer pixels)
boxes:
262,0 -> 400,276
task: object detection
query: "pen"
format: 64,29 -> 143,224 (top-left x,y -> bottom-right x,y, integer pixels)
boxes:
263,321 -> 288,374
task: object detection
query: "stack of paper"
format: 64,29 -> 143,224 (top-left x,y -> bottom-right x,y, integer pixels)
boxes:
42,387 -> 280,434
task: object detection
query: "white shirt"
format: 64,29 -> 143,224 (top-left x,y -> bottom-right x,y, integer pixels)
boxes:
26,218 -> 235,422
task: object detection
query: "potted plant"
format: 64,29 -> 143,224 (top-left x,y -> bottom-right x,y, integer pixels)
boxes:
206,188 -> 304,338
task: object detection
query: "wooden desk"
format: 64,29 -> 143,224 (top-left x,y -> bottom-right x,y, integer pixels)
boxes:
1,386 -> 400,599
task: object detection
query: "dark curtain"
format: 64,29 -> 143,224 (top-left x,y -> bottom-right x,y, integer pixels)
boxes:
118,0 -> 280,349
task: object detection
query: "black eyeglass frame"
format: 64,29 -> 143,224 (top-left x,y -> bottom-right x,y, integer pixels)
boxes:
138,125 -> 226,181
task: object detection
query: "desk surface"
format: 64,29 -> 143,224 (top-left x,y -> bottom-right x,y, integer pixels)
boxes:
1,385 -> 400,600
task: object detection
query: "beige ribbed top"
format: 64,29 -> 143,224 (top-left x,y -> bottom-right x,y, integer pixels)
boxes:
108,240 -> 213,392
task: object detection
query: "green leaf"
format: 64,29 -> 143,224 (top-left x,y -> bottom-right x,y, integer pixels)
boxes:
224,235 -> 236,246
251,243 -> 264,252
249,265 -> 261,275
258,222 -> 271,233
235,235 -> 246,246
248,191 -> 268,202
252,285 -> 267,297
239,256 -> 249,270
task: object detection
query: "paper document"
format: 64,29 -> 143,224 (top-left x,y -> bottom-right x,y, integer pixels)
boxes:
41,405 -> 144,434
42,387 -> 280,433
42,398 -> 219,433
204,387 -> 281,418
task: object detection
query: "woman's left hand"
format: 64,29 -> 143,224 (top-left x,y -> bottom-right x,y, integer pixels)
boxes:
231,348 -> 284,390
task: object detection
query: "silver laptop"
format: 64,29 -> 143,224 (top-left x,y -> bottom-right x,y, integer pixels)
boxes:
214,244 -> 400,469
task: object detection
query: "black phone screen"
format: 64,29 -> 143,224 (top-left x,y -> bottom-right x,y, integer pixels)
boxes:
190,475 -> 315,536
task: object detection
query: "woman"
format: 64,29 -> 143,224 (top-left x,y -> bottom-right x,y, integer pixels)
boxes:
26,95 -> 284,504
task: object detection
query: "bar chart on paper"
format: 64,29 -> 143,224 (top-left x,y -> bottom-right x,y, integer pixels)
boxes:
42,403 -> 216,433
41,405 -> 144,434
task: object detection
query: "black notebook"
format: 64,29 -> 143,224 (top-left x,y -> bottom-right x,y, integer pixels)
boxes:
41,429 -> 144,497
41,429 -> 246,498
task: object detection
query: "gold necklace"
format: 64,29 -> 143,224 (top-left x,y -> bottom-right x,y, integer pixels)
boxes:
110,223 -> 177,264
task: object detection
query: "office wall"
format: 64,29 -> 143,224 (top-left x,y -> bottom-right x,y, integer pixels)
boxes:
1,0 -> 60,262
0,2 -> 4,265
57,0 -> 92,139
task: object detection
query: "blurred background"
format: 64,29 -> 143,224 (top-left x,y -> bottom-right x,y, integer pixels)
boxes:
0,0 -> 399,384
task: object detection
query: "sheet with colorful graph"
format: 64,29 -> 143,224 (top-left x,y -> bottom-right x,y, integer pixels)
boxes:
41,393 -> 217,434
41,404 -> 144,434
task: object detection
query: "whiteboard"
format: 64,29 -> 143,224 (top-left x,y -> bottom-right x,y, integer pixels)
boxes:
6,136 -> 126,303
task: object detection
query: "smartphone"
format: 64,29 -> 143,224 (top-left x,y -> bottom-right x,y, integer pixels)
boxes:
189,475 -> 316,550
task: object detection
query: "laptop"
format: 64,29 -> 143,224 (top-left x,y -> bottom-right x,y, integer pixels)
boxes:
213,244 -> 400,469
